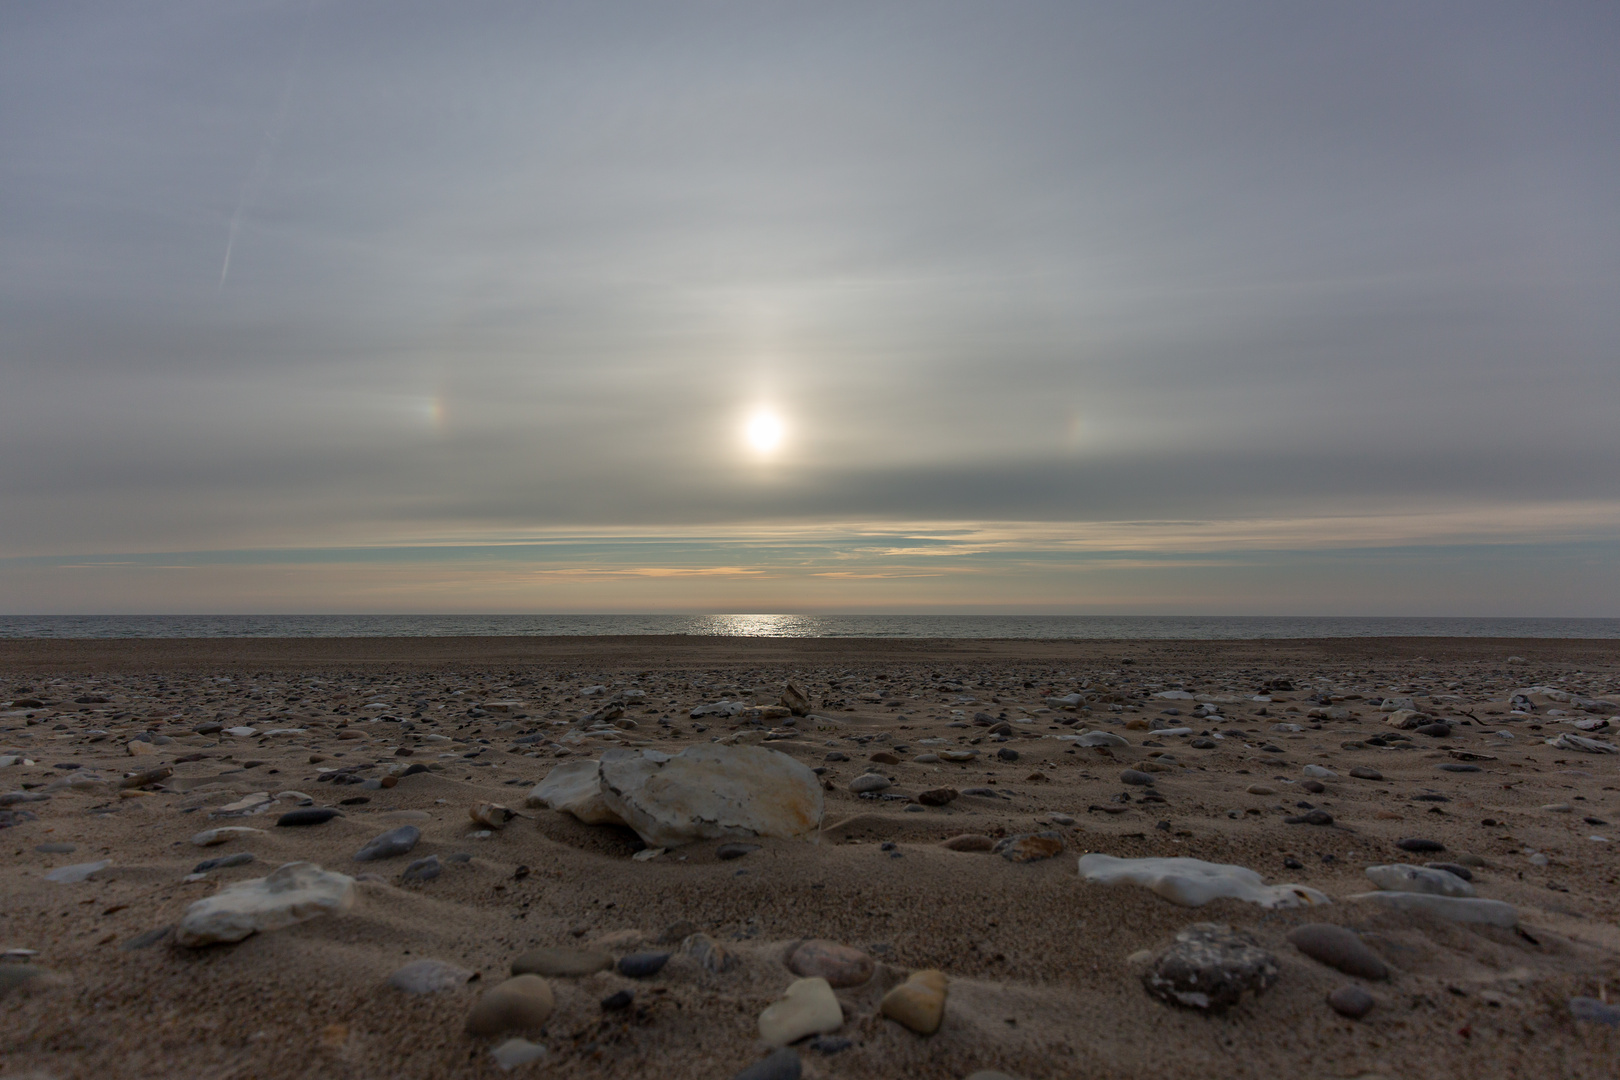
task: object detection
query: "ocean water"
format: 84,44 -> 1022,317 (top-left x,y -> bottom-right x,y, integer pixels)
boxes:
0,614 -> 1617,639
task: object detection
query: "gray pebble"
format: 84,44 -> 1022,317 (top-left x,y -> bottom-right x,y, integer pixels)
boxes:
354,825 -> 421,862
1570,997 -> 1620,1027
1328,984 -> 1375,1019
388,958 -> 472,994
1349,767 -> 1383,781
1425,861 -> 1473,881
617,951 -> 670,978
732,1048 -> 801,1080
1287,924 -> 1388,980
1284,810 -> 1334,826
1144,923 -> 1277,1010
191,851 -> 255,874
402,854 -> 442,882
1120,770 -> 1155,786
996,747 -> 1019,762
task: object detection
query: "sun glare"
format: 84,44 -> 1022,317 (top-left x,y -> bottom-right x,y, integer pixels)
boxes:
745,409 -> 785,455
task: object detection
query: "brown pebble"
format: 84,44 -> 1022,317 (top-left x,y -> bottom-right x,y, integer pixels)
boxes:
465,974 -> 555,1034
1327,984 -> 1375,1019
787,940 -> 874,988
941,834 -> 994,851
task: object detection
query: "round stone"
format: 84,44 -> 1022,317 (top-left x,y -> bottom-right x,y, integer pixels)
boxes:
1144,923 -> 1277,1011
465,974 -> 554,1035
1287,924 -> 1388,980
1327,984 -> 1375,1019
787,940 -> 874,988
849,774 -> 891,793
880,969 -> 948,1034
617,951 -> 671,978
1120,770 -> 1155,786
996,747 -> 1019,762
353,825 -> 420,862
511,947 -> 613,978
1349,767 -> 1383,780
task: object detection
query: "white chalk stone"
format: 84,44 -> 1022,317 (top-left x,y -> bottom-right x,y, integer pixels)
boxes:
1077,854 -> 1330,909
597,744 -> 823,849
175,861 -> 356,946
1069,731 -> 1130,747
1364,863 -> 1475,897
45,860 -> 109,884
1349,891 -> 1517,927
189,826 -> 265,847
758,977 -> 844,1046
1302,765 -> 1339,779
525,759 -> 625,826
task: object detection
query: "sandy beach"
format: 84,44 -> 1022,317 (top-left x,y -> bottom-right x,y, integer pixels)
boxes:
4,636 -> 1620,1079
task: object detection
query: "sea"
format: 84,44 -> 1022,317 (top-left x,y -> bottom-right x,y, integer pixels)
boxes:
0,615 -> 1617,639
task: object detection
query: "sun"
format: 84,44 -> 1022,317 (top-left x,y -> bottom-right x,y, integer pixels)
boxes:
744,408 -> 785,455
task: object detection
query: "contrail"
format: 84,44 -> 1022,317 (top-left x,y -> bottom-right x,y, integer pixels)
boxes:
219,0 -> 317,290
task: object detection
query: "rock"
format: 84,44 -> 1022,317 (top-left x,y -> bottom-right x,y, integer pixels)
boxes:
941,834 -> 995,851
1364,864 -> 1474,897
192,852 -> 255,874
617,952 -> 670,978
190,826 -> 263,847
939,749 -> 977,762
1414,722 -> 1453,737
1302,765 -> 1337,779
122,925 -> 175,950
34,842 -> 74,854
1348,767 -> 1384,780
759,977 -> 844,1046
44,860 -> 109,884
175,861 -> 356,946
465,975 -> 555,1035
1438,763 -> 1481,773
596,745 -> 824,849
1143,923 -> 1277,1011
1349,891 -> 1517,926
1246,784 -> 1276,795
1301,780 -> 1326,794
354,825 -> 421,862
276,808 -> 338,827
600,989 -> 634,1010
1073,731 -> 1129,747
780,681 -> 811,716
916,787 -> 959,806
849,774 -> 891,794
731,1048 -> 803,1080
389,959 -> 473,994
489,1038 -> 548,1070
1286,924 -> 1388,980
526,759 -> 626,826
1284,810 -> 1334,826
1328,985 -> 1376,1019
1396,837 -> 1445,853
1120,770 -> 1155,786
717,842 -> 760,861
512,947 -> 613,978
824,752 -> 849,762
1570,997 -> 1620,1027
880,969 -> 947,1035
993,831 -> 1064,863
810,1036 -> 853,1055
119,766 -> 173,789
402,855 -> 442,882
1547,733 -> 1618,754
683,933 -> 739,974
658,920 -> 700,944
787,940 -> 873,988
1078,854 -> 1329,909
869,751 -> 900,766
996,747 -> 1019,762
1385,710 -> 1426,729
1426,861 -> 1473,881
470,803 -> 517,829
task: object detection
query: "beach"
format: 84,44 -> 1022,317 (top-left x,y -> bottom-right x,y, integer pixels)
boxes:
4,636 -> 1620,1079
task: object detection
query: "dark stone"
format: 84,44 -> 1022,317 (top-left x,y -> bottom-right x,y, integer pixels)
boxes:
617,952 -> 671,978
339,796 -> 370,805
916,787 -> 959,806
1190,738 -> 1217,749
824,752 -> 849,762
1396,837 -> 1445,853
809,1036 -> 852,1055
1287,924 -> 1388,980
1301,780 -> 1326,794
991,831 -> 1064,863
600,989 -> 634,1011
1349,767 -> 1383,780
1143,923 -> 1278,1010
192,852 -> 255,874
716,843 -> 760,861
1328,984 -> 1376,1019
1414,723 -> 1453,737
1285,810 -> 1334,826
996,747 -> 1020,762
731,1048 -> 802,1080
1120,769 -> 1155,786
354,825 -> 421,861
1570,997 -> 1620,1027
1426,862 -> 1473,881
122,925 -> 174,950
402,854 -> 442,882
276,808 -> 338,827
401,763 -> 429,777
0,810 -> 39,829
193,722 -> 223,735
1438,763 -> 1481,773
1284,857 -> 1304,870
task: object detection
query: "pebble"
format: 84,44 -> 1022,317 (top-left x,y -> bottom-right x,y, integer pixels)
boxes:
1569,997 -> 1620,1027
1302,765 -> 1337,778
402,855 -> 442,882
388,959 -> 473,993
941,834 -> 995,852
34,842 -> 75,854
1121,770 -> 1155,786
787,940 -> 874,987
45,860 -> 109,884
192,852 -> 255,874
869,751 -> 900,765
914,753 -> 940,763
992,831 -> 1065,863
1300,780 -> 1326,794
489,1037 -> 548,1070
122,925 -> 174,950
1246,785 -> 1275,795
996,747 -> 1019,762
809,1035 -> 852,1054
1426,861 -> 1473,881
1437,763 -> 1481,773
1284,809 -> 1334,826
617,951 -> 671,978
465,975 -> 555,1035
1349,767 -> 1383,781
276,808 -> 338,827
1143,923 -> 1278,1010
731,1047 -> 802,1080
190,826 -> 263,847
880,969 -> 948,1034
916,787 -> 959,806
824,752 -> 849,762
1328,984 -> 1376,1019
600,989 -> 634,1010
849,774 -> 891,793
175,861 -> 356,946
1365,864 -> 1474,897
1190,738 -> 1217,749
1396,837 -> 1445,853
512,947 -> 614,978
717,842 -> 760,861
354,825 -> 421,862
659,920 -> 699,943
684,933 -> 739,974
758,977 -> 844,1046
1286,924 -> 1388,980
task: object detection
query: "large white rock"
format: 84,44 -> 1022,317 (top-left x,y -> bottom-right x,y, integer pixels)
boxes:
597,745 -> 824,849
1547,733 -> 1618,754
175,861 -> 356,947
526,759 -> 626,825
1349,891 -> 1517,927
1078,854 -> 1330,909
758,977 -> 844,1046
1364,863 -> 1475,897
1069,731 -> 1130,747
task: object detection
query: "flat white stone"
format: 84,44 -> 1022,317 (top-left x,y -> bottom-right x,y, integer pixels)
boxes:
175,861 -> 356,946
45,860 -> 110,884
1547,733 -> 1617,754
597,744 -> 823,849
1069,731 -> 1130,747
224,726 -> 256,737
1365,863 -> 1475,897
758,977 -> 844,1046
525,759 -> 626,825
1155,691 -> 1195,700
490,1038 -> 548,1071
1303,765 -> 1339,779
1349,891 -> 1517,927
1078,854 -> 1330,909
190,826 -> 264,847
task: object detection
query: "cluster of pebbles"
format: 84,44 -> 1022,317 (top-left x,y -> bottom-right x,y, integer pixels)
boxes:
3,640 -> 1620,1078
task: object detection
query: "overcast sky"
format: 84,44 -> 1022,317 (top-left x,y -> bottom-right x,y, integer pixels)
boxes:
2,2 -> 1617,614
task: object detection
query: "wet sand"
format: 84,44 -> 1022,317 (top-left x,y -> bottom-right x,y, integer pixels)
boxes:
4,636 -> 1620,1079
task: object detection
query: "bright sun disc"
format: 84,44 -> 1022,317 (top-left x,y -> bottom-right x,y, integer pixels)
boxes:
745,409 -> 784,454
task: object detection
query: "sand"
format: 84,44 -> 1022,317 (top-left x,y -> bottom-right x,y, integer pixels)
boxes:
3,636 -> 1620,1079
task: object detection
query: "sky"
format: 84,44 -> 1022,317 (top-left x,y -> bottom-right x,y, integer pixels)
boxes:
2,1 -> 1617,615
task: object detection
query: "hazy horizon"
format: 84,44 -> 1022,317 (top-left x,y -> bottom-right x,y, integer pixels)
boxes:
4,3 -> 1617,616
